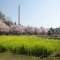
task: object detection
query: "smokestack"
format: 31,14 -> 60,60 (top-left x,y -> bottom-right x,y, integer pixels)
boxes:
18,5 -> 20,25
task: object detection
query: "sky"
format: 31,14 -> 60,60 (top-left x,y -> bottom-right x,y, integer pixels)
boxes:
0,0 -> 60,28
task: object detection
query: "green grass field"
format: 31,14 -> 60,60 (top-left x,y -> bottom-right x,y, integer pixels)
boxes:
0,35 -> 60,57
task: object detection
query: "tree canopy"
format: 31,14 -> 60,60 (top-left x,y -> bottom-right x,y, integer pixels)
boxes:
0,11 -> 13,26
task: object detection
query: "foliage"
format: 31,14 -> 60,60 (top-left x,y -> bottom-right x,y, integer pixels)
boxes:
0,11 -> 6,21
3,20 -> 13,26
48,30 -> 52,36
0,45 -> 6,53
18,45 -> 28,54
10,25 -> 25,35
0,22 -> 10,35
0,11 -> 14,26
23,26 -> 35,35
0,22 -> 49,35
0,35 -> 60,56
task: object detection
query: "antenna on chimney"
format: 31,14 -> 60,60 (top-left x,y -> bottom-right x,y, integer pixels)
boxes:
18,5 -> 20,25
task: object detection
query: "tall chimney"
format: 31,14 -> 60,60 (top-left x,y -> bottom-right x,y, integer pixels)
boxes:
18,5 -> 20,25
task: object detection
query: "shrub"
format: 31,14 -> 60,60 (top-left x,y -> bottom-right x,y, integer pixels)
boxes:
0,45 -> 6,53
30,45 -> 53,57
17,45 -> 28,54
31,46 -> 44,56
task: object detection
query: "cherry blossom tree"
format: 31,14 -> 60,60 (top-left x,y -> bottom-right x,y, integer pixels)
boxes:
10,25 -> 25,35
0,22 -> 49,35
40,27 -> 49,35
0,22 -> 10,35
23,26 -> 35,35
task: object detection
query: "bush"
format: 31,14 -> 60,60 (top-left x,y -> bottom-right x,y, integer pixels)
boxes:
0,45 -> 6,53
30,45 -> 53,57
18,45 -> 28,54
31,46 -> 44,56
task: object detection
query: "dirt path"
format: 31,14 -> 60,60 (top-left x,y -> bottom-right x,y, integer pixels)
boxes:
0,53 -> 59,60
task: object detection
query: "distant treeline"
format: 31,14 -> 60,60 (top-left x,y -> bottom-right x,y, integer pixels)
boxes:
0,22 -> 49,35
0,11 -> 60,35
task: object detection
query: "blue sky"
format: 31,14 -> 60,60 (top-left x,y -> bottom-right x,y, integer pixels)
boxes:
0,0 -> 60,28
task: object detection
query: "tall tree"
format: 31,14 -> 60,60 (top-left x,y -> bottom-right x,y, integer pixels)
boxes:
0,11 -> 6,21
50,27 -> 54,35
0,11 -> 13,26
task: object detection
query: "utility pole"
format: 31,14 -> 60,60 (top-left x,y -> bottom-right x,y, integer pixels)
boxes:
18,5 -> 20,25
